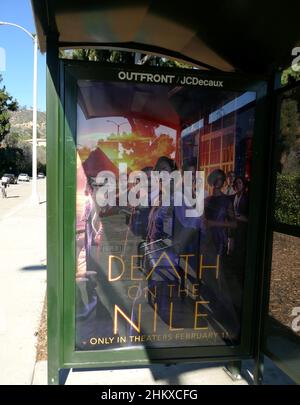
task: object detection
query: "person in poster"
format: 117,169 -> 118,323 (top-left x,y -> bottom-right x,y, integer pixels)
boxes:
75,77 -> 256,350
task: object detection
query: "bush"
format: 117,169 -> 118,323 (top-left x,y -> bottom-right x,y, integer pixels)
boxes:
275,174 -> 300,226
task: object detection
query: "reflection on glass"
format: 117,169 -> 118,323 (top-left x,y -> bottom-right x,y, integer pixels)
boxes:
269,232 -> 300,336
274,87 -> 300,227
75,79 -> 256,351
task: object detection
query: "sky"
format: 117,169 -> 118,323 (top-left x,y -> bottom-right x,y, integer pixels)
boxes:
0,0 -> 46,111
77,105 -> 176,150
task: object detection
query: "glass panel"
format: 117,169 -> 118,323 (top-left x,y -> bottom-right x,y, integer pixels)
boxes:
269,232 -> 300,336
274,86 -> 300,227
75,77 -> 257,351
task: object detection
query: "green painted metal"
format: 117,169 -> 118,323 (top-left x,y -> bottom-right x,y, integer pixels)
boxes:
47,56 -> 272,383
62,62 -> 266,367
260,80 -> 300,385
31,0 -> 300,75
46,34 -> 65,385
252,76 -> 278,385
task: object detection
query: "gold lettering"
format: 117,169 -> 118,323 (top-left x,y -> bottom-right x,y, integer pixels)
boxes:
179,254 -> 194,279
114,304 -> 141,334
127,285 -> 141,300
168,284 -> 176,298
108,255 -> 125,281
131,255 -> 144,280
199,255 -> 220,279
146,252 -> 181,280
178,287 -> 189,298
145,285 -> 157,299
153,303 -> 157,333
194,301 -> 209,330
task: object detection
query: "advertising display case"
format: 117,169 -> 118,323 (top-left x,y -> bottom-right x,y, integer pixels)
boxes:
47,61 -> 268,381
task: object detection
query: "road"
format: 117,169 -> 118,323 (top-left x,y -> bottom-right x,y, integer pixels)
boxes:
0,179 -> 46,220
0,178 -> 46,384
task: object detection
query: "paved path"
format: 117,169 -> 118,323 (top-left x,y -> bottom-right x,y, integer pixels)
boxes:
0,179 -> 46,384
0,178 -> 292,385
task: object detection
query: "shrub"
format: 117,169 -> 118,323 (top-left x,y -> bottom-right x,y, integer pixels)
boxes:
275,174 -> 300,226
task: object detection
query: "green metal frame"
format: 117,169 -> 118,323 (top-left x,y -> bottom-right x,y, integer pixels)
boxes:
259,80 -> 300,384
252,75 -> 278,385
47,34 -> 64,385
47,54 -> 270,384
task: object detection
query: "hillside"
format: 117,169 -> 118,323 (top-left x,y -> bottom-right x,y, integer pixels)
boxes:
10,109 -> 46,139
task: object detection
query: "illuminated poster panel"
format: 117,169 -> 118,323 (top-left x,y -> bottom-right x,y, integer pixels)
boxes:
75,69 -> 256,351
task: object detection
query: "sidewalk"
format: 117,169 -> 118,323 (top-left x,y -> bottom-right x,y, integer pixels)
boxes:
32,357 -> 293,385
0,182 -> 46,385
0,179 -> 293,385
33,361 -> 248,385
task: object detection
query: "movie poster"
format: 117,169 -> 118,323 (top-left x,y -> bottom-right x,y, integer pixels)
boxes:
75,71 -> 256,351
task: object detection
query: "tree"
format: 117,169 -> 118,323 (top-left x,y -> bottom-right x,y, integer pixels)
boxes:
281,67 -> 300,86
0,75 -> 18,143
4,131 -> 19,148
277,89 -> 300,174
0,146 -> 24,175
280,97 -> 300,153
16,140 -> 32,173
60,49 -> 192,68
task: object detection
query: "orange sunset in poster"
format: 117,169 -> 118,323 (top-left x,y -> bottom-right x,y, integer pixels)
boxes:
76,107 -> 177,227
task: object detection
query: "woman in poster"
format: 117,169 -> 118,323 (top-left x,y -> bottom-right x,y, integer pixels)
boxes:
204,169 -> 236,256
76,178 -> 103,322
202,169 -> 241,343
141,157 -> 182,328
232,176 -> 249,284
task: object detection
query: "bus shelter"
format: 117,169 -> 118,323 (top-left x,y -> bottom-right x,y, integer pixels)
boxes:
31,0 -> 300,385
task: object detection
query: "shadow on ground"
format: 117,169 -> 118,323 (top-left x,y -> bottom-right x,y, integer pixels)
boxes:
71,362 -> 235,385
20,264 -> 47,271
66,357 -> 296,385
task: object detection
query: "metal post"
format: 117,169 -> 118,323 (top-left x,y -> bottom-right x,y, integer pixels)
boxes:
106,119 -> 127,159
31,34 -> 39,203
224,361 -> 242,381
0,22 -> 39,203
46,32 -> 62,385
253,74 -> 278,385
